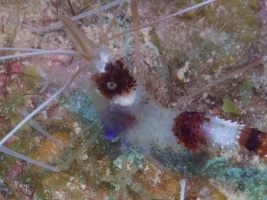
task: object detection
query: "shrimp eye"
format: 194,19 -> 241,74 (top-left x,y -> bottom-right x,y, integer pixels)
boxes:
107,82 -> 117,90
91,60 -> 137,99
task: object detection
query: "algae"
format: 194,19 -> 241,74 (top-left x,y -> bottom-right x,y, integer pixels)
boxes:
22,66 -> 41,89
222,98 -> 242,115
0,93 -> 26,127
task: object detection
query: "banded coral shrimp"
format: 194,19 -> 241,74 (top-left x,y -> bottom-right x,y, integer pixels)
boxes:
0,0 -> 267,199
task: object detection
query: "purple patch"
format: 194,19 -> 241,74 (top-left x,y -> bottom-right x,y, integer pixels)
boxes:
104,129 -> 118,141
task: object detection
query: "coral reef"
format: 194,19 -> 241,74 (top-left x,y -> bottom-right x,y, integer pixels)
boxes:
0,0 -> 267,199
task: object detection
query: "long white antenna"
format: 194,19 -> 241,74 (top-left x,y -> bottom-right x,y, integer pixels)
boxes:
180,179 -> 186,200
0,68 -> 82,147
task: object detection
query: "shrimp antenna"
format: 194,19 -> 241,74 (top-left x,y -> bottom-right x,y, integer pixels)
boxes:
177,55 -> 267,106
22,0 -> 123,33
0,49 -> 81,61
0,67 -> 83,170
107,0 -> 216,41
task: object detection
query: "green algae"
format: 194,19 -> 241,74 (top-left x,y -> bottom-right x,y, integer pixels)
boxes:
238,79 -> 253,101
61,90 -> 101,124
22,66 -> 41,89
0,93 -> 26,127
212,0 -> 260,51
248,0 -> 259,11
222,98 -> 242,115
7,133 -> 35,155
152,146 -> 267,200
149,0 -> 260,71
244,178 -> 267,200
16,134 -> 109,199
174,0 -> 213,20
151,147 -> 209,176
203,158 -> 267,200
149,28 -> 163,55
4,32 -> 17,47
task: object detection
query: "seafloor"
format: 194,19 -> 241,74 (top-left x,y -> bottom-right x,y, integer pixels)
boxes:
0,0 -> 267,199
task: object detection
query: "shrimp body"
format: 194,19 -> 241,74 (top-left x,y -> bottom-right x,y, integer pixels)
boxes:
87,50 -> 267,161
172,112 -> 267,159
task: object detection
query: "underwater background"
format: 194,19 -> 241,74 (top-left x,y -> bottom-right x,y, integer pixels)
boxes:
0,0 -> 267,199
